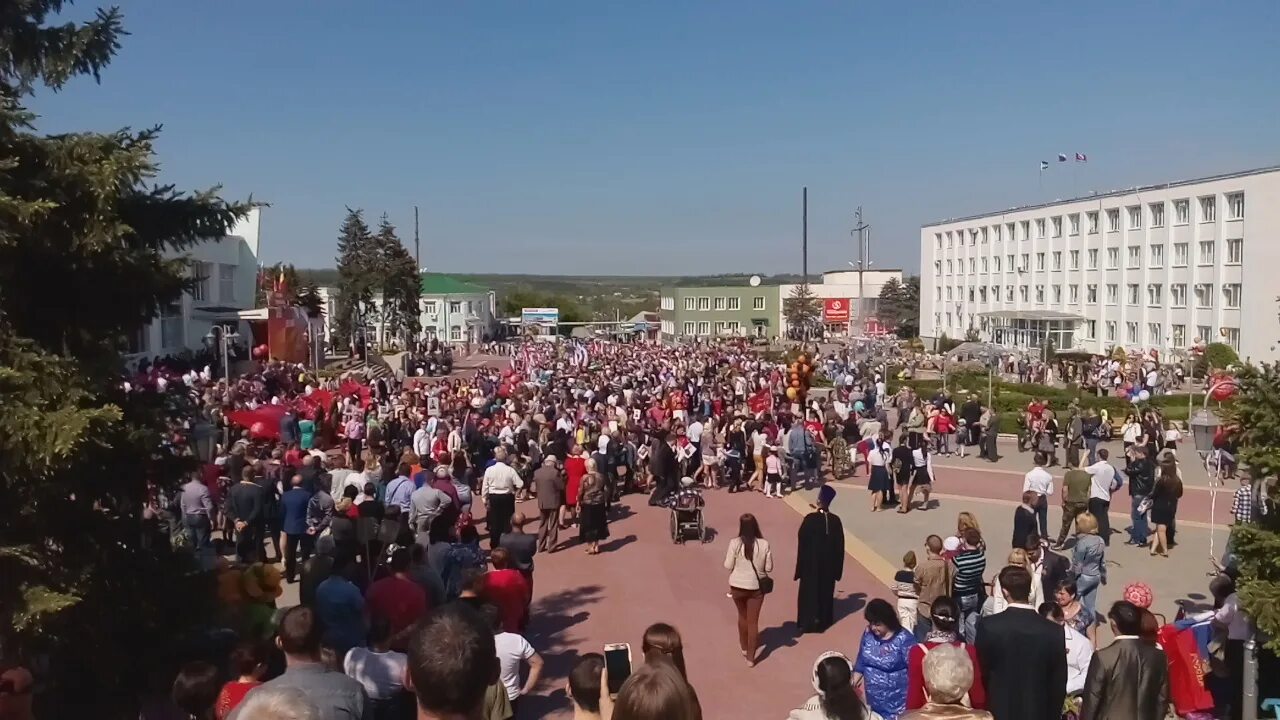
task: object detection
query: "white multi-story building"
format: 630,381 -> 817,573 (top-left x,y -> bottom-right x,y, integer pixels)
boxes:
919,166 -> 1279,362
128,207 -> 263,357
316,274 -> 497,347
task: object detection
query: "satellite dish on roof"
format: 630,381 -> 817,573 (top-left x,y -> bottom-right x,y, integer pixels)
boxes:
749,275 -> 762,287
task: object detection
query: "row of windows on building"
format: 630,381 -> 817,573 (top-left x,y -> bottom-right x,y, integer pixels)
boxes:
422,299 -> 479,316
935,238 -> 1243,276
938,314 -> 1240,352
189,261 -> 239,304
680,320 -> 745,336
670,296 -> 768,312
934,193 -> 1245,250
939,281 -> 1241,309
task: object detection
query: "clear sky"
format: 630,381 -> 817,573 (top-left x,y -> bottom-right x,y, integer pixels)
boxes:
31,0 -> 1280,275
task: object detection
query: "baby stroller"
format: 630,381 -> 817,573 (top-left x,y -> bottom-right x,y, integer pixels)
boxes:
669,477 -> 707,544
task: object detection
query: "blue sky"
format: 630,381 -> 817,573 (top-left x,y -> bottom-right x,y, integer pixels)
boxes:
32,1 -> 1280,275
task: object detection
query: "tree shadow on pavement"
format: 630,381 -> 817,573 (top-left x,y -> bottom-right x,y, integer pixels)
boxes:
520,584 -> 604,719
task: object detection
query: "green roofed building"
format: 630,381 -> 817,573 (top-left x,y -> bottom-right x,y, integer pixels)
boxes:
418,274 -> 497,343
317,273 -> 497,345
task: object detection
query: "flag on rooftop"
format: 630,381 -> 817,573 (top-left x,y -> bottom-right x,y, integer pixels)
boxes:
1076,152 -> 1088,162
1058,153 -> 1068,162
1040,161 -> 1049,171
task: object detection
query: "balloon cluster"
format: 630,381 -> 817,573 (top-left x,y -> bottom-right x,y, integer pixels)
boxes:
786,352 -> 814,402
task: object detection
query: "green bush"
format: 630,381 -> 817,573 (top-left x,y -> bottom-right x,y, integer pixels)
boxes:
1195,342 -> 1240,377
889,373 -> 1200,423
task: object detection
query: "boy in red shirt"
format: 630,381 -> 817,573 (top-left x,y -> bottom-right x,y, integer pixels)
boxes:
364,546 -> 428,649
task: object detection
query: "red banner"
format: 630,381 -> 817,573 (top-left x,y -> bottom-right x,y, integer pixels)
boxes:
823,298 -> 850,323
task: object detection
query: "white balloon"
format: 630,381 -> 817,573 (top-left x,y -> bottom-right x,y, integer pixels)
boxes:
1138,389 -> 1151,401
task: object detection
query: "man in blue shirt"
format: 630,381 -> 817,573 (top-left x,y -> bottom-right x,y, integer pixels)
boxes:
314,557 -> 367,659
280,474 -> 312,583
384,462 -> 415,515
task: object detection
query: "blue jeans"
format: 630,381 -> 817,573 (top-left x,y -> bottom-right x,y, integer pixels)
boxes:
1085,437 -> 1100,465
183,513 -> 211,550
1077,573 -> 1103,618
958,593 -> 983,644
1129,494 -> 1150,544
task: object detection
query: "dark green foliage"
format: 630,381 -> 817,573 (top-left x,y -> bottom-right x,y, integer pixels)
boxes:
878,275 -> 920,338
1223,362 -> 1280,649
372,214 -> 421,343
0,3 -> 249,714
936,332 -> 963,353
332,208 -> 376,345
1195,341 -> 1240,377
784,283 -> 821,333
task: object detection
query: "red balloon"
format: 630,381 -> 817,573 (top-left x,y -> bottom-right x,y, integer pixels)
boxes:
252,344 -> 269,359
1210,381 -> 1237,402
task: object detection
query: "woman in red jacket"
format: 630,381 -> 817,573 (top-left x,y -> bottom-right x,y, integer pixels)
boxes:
905,595 -> 987,711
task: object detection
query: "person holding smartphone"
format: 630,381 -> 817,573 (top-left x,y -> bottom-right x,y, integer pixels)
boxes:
724,513 -> 773,667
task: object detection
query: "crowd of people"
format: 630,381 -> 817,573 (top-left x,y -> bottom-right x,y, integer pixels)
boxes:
50,333 -> 1258,720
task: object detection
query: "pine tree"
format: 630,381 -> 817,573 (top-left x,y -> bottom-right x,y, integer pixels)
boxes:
0,3 -> 248,712
784,283 -> 822,337
372,214 -> 421,346
878,275 -> 921,338
1222,361 -> 1280,649
333,207 -> 376,347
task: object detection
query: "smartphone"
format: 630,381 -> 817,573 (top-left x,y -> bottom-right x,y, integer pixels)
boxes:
603,642 -> 632,695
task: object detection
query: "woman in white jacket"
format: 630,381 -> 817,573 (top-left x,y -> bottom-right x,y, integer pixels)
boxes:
724,513 -> 773,667
789,652 -> 883,720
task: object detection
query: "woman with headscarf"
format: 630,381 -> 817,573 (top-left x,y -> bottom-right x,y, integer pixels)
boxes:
789,652 -> 883,719
796,485 -> 845,634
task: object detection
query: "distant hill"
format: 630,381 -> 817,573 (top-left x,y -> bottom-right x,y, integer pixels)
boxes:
295,270 -> 809,293
295,270 -> 819,319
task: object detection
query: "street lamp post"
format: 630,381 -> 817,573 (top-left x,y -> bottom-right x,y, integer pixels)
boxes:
1188,388 -> 1257,720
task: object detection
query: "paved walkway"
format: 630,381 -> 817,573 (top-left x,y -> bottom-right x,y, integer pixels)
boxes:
517,490 -> 887,718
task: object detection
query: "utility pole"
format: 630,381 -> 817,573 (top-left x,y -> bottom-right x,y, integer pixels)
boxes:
850,207 -> 870,338
414,205 -> 420,270
802,187 -> 809,284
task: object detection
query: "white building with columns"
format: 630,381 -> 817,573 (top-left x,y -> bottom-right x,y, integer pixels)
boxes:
919,165 -> 1280,362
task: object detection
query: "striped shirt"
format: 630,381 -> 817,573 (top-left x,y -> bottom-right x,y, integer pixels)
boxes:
951,549 -> 987,599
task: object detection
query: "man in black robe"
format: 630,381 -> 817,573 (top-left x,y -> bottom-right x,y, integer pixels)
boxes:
795,484 -> 844,633
648,429 -> 677,506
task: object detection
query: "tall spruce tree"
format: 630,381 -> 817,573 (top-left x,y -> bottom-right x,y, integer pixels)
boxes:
784,283 -> 822,337
0,2 -> 249,713
333,207 -> 376,347
1222,361 -> 1280,649
373,214 -> 421,345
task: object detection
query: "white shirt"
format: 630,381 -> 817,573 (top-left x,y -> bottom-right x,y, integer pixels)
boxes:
1023,466 -> 1055,497
1085,460 -> 1117,501
597,434 -> 611,455
482,461 -> 524,498
687,421 -> 704,443
867,441 -> 890,467
1215,593 -> 1253,640
1063,625 -> 1094,694
494,632 -> 536,701
555,416 -> 575,433
343,471 -> 369,492
343,647 -> 407,700
412,428 -> 431,457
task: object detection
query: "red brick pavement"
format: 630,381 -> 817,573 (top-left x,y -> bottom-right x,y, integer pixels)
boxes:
513,490 -> 888,719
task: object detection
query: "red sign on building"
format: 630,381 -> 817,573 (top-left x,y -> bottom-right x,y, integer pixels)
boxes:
823,298 -> 850,323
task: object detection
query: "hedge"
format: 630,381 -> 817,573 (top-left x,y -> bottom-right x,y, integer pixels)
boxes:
887,370 -> 1202,427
